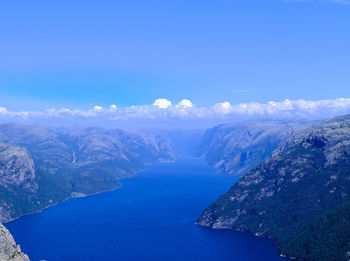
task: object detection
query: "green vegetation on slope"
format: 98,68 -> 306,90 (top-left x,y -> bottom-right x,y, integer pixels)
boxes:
284,200 -> 350,261
0,124 -> 175,222
197,115 -> 350,261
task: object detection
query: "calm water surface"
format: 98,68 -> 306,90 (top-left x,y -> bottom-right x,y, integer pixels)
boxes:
7,158 -> 286,261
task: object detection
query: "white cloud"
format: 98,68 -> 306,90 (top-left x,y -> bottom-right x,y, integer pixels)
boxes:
109,104 -> 117,111
153,98 -> 172,109
176,99 -> 193,109
214,101 -> 231,114
1,98 -> 350,128
93,106 -> 103,111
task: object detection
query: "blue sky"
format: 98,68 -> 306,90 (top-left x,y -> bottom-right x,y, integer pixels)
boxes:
0,0 -> 349,111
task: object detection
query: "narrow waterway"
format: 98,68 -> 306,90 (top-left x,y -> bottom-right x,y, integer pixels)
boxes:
7,158 -> 286,261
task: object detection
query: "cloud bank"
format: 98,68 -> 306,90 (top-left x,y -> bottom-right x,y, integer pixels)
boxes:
1,98 -> 350,128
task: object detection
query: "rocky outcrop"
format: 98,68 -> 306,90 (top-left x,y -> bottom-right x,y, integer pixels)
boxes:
0,142 -> 39,223
0,123 -> 175,222
200,120 -> 307,176
63,127 -> 175,166
197,115 -> 350,261
0,123 -> 179,261
0,223 -> 29,261
0,143 -> 37,192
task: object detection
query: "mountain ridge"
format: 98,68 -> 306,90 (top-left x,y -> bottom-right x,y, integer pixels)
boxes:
200,119 -> 309,176
0,123 -> 176,223
197,115 -> 350,261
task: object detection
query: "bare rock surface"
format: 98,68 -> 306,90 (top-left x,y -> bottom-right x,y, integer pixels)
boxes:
197,115 -> 350,261
0,223 -> 29,261
0,143 -> 37,192
200,120 -> 308,176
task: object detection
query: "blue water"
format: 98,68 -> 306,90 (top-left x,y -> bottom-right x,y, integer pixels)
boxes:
7,158 -> 286,261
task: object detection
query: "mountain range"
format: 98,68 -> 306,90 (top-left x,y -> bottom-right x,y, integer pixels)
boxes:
0,123 -> 176,223
197,115 -> 350,261
1,116 -> 349,260
200,120 -> 309,176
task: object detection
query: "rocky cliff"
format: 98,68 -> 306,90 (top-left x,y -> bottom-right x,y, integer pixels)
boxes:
0,123 -> 180,261
0,123 -> 175,222
200,120 -> 307,176
197,115 -> 350,261
0,223 -> 29,261
0,143 -> 37,191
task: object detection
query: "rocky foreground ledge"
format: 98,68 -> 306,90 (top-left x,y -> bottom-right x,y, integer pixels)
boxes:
0,224 -> 29,261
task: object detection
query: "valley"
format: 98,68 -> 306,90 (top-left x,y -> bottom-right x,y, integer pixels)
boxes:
1,116 -> 349,260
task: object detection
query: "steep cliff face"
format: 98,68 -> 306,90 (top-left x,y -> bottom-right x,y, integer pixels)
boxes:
0,143 -> 38,222
197,115 -> 350,261
0,143 -> 36,191
0,124 -> 175,222
0,223 -> 29,261
200,120 -> 307,176
0,124 -> 178,261
149,129 -> 205,157
60,127 -> 175,167
0,124 -> 75,181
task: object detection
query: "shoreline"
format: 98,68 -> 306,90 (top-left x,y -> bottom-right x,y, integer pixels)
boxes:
4,183 -> 123,225
195,223 -> 295,261
4,158 -> 178,225
4,157 -> 288,261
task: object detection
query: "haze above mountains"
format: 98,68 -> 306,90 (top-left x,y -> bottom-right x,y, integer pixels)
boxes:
1,98 -> 350,129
